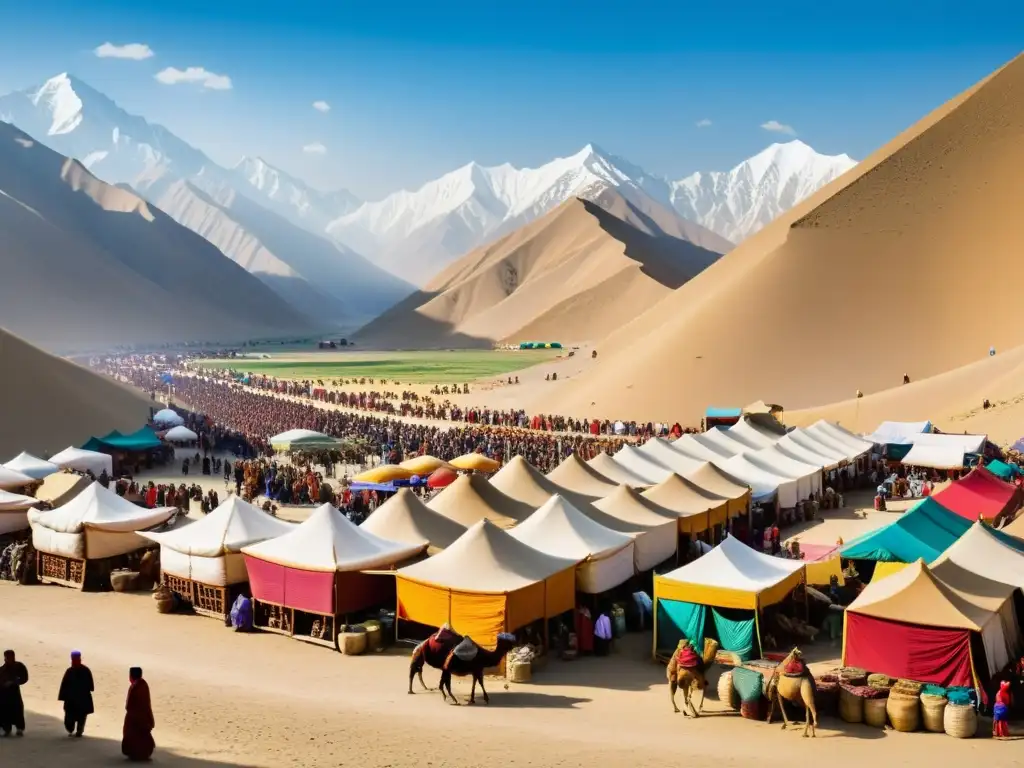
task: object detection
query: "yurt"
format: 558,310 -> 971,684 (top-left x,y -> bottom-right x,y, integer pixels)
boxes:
0,466 -> 33,491
546,453 -> 620,497
930,467 -> 1022,524
153,408 -> 185,427
48,447 -> 113,477
140,496 -> 294,618
28,483 -> 174,589
241,503 -> 425,649
641,474 -> 730,534
360,488 -> 466,554
3,452 -> 59,481
508,495 -> 635,593
427,474 -> 533,529
591,486 -> 679,571
653,536 -> 805,661
163,425 -> 199,443
449,453 -> 501,473
843,559 -> 1018,687
0,489 -> 37,535
396,519 -> 576,647
586,453 -> 653,487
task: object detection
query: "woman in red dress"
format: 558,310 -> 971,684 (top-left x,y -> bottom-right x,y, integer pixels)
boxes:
122,667 -> 155,762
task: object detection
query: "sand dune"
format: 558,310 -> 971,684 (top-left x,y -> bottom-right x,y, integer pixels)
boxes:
0,328 -> 152,458
537,54 -> 1023,422
354,189 -> 725,348
0,122 -> 312,350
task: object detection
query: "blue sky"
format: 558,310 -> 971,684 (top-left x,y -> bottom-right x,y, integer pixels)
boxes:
0,0 -> 1019,199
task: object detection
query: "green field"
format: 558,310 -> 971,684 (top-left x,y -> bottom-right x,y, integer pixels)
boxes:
197,349 -> 556,384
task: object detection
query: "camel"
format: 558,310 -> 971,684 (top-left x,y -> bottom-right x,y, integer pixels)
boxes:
766,647 -> 819,737
408,624 -> 463,694
437,633 -> 518,705
666,638 -> 716,717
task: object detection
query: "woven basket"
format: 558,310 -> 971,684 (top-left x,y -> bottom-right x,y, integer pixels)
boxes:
717,671 -> 737,709
943,702 -> 977,739
864,696 -> 888,727
338,629 -> 367,655
815,681 -> 840,717
839,666 -> 868,686
920,694 -> 947,733
886,693 -> 920,732
868,673 -> 894,689
839,686 -> 864,723
361,623 -> 382,653
893,679 -> 924,697
507,661 -> 532,684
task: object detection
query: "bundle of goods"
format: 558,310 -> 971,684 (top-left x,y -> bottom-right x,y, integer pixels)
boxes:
943,701 -> 978,738
717,670 -> 738,710
867,673 -> 894,690
839,684 -> 865,723
714,650 -> 742,667
892,678 -> 924,697
507,644 -> 540,683
360,619 -> 383,653
886,691 -> 921,732
337,624 -> 367,655
920,693 -> 948,733
861,686 -> 890,728
731,667 -> 766,707
839,666 -> 868,686
815,675 -> 840,717
945,688 -> 975,707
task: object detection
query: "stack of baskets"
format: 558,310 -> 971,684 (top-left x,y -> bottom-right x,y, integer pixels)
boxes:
943,701 -> 977,739
731,667 -> 765,720
717,670 -> 738,710
886,680 -> 923,732
815,673 -> 841,717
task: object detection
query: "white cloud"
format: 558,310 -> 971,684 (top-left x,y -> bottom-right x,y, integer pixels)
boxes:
94,42 -> 154,60
761,120 -> 796,136
695,118 -> 712,128
303,142 -> 327,154
312,100 -> 331,113
155,66 -> 232,91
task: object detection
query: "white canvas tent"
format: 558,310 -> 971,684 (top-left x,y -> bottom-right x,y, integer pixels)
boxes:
546,453 -> 620,497
728,419 -> 780,449
586,453 -> 654,487
591,485 -> 678,571
241,503 -> 424,572
637,438 -> 704,476
807,421 -> 873,459
775,434 -> 842,470
864,421 -> 932,445
747,445 -> 822,496
141,496 -> 293,586
29,483 -> 174,560
508,495 -> 635,593
153,408 -> 185,427
163,425 -> 198,443
48,447 -> 112,477
902,443 -> 968,470
613,444 -> 674,484
909,432 -> 987,454
932,522 -> 1024,590
671,434 -> 727,462
0,466 -> 34,490
0,488 -> 38,535
3,452 -> 59,480
714,454 -> 797,506
360,488 -> 466,554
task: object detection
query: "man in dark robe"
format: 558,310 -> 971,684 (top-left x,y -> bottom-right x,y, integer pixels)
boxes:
122,667 -> 155,761
57,651 -> 94,737
0,649 -> 29,736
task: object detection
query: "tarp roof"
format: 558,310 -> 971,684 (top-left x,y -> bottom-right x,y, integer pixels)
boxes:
398,455 -> 455,475
846,559 -> 1001,631
932,522 -> 1024,590
241,503 -> 424,572
641,473 -> 727,516
3,452 -> 59,480
808,421 -> 874,458
930,467 -> 1021,521
0,489 -> 38,511
775,434 -> 842,470
397,518 -> 578,593
702,426 -> 762,454
902,442 -> 967,470
28,482 -> 173,533
0,466 -> 34,489
714,454 -> 797,504
671,434 -> 728,462
490,456 -> 599,510
801,424 -> 871,462
985,459 -> 1022,482
840,497 -> 971,562
164,425 -> 198,442
509,495 -> 633,562
637,438 -> 705,476
686,432 -> 738,459
449,453 -> 501,473
682,462 -> 751,502
360,488 -> 466,553
153,408 -> 184,426
656,535 -> 804,608
82,426 -> 162,453
864,421 -> 933,445
426,473 -> 534,529
728,419 -> 780,449
586,453 -> 653,487
268,429 -> 340,450
546,453 -> 620,497
48,447 -> 112,476
909,432 -> 988,453
706,407 -> 742,418
592,484 -> 679,529
612,444 -> 674,484
141,495 -> 292,556
748,445 -> 822,480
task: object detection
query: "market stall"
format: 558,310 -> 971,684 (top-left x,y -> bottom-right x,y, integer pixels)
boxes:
490,456 -> 600,510
3,452 -> 59,481
586,452 -> 654,487
48,447 -> 113,477
0,466 -> 33,491
427,474 -> 534,529
929,466 -> 1022,523
714,453 -> 797,507
591,485 -> 679,571
612,444 -> 674,484
0,489 -> 37,535
546,452 -> 620,497
360,488 -> 466,554
641,474 -> 730,534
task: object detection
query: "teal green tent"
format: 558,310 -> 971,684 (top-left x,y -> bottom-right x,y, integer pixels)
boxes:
656,600 -> 757,662
839,497 -> 972,563
82,426 -> 162,453
985,459 -> 1022,482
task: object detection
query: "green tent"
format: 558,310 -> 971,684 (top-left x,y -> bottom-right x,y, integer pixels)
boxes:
985,459 -> 1022,482
82,426 -> 162,453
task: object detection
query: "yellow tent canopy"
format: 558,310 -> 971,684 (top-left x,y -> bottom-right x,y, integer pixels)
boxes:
353,464 -> 414,484
398,455 -> 455,475
449,453 -> 501,473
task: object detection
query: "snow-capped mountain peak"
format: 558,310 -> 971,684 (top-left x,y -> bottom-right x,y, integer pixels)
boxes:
29,73 -> 86,135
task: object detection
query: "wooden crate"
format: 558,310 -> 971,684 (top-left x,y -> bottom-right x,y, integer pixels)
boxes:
37,552 -> 87,590
161,574 -> 235,620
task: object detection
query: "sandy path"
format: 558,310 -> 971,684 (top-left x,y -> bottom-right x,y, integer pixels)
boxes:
1,561 -> 1007,768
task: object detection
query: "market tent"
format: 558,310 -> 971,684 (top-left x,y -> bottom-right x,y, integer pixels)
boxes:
807,421 -> 874,459
508,495 -> 634,593
985,459 -> 1022,482
82,426 -> 162,452
638,438 -> 705,476
672,434 -> 729,462
714,454 -> 797,506
864,421 -> 933,445
29,482 -> 174,560
153,408 -> 185,427
844,559 -> 1013,685
641,474 -> 731,533
727,419 -> 780,449
683,463 -> 751,518
490,456 -> 600,510
353,465 -> 414,484
449,453 -> 501,473
910,432 -> 988,454
33,472 -> 90,509
775,433 -> 842,471
612,444 -> 674,484
591,485 -> 679,571
396,519 -> 577,645
242,503 -> 424,617
0,488 -> 38,535
0,466 -> 34,490
48,447 -> 112,476
686,432 -> 737,459
930,467 -> 1022,523
586,452 -> 654,487
141,496 -> 293,587
700,427 -> 760,456
902,442 -> 969,470
546,452 -> 620,497
839,497 -> 971,563
163,425 -> 198,443
933,521 -> 1024,589
746,445 -> 821,497
399,455 -> 455,475
360,488 -> 466,554
3,452 -> 59,480
797,425 -> 865,463
654,536 -> 805,660
426,474 -> 534,529
268,429 -> 340,451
